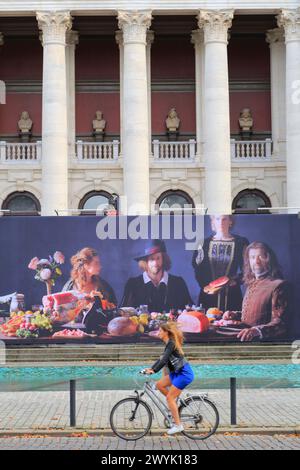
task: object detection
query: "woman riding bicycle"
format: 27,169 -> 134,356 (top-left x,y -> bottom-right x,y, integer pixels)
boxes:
144,322 -> 195,435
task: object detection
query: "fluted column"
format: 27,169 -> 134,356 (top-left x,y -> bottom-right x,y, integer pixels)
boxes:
278,8 -> 300,210
191,29 -> 205,160
115,30 -> 124,158
37,11 -> 72,216
198,10 -> 234,215
66,30 -> 79,162
146,31 -> 154,156
266,28 -> 286,159
118,10 -> 152,215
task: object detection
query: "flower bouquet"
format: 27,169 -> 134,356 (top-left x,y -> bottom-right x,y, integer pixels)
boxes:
28,251 -> 65,295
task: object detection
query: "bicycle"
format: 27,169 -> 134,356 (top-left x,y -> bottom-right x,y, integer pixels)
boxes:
110,370 -> 219,441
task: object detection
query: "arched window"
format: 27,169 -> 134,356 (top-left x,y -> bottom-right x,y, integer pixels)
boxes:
232,189 -> 271,214
2,191 -> 41,216
79,191 -> 118,215
156,190 -> 194,214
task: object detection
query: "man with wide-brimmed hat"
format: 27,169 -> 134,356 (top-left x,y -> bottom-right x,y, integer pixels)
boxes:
120,239 -> 193,312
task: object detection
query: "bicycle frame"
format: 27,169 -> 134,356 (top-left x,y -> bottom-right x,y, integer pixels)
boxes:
134,379 -> 210,428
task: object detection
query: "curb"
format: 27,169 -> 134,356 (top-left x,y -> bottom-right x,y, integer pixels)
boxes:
0,427 -> 299,438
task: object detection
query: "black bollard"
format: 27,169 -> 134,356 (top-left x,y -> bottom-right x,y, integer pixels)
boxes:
70,380 -> 76,427
230,377 -> 237,426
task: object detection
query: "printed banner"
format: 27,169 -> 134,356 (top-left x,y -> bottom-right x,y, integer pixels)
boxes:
0,214 -> 299,344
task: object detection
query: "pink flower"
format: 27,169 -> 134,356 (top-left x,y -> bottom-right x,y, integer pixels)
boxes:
40,268 -> 52,281
28,257 -> 39,270
53,251 -> 65,265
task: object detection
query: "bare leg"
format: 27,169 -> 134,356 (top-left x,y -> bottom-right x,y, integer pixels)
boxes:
167,386 -> 182,426
156,374 -> 172,398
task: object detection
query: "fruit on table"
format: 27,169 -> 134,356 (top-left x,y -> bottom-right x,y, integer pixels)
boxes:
16,312 -> 53,338
0,315 -> 26,336
206,307 -> 223,322
107,317 -> 138,336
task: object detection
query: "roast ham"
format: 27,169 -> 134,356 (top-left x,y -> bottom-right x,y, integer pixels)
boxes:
177,311 -> 210,333
42,291 -> 91,323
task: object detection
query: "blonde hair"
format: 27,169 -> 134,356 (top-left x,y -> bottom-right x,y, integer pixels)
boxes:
160,322 -> 184,355
70,247 -> 99,291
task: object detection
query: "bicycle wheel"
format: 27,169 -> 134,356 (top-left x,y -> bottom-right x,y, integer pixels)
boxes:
179,396 -> 219,440
110,397 -> 153,441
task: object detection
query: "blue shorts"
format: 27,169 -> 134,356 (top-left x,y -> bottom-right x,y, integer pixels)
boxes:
169,363 -> 195,390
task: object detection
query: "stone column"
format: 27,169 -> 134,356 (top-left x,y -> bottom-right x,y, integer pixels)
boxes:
37,11 -> 72,216
115,30 -> 124,157
266,28 -> 286,159
118,10 -> 152,215
66,30 -> 79,162
146,31 -> 154,156
198,10 -> 234,215
278,8 -> 300,210
191,29 -> 205,160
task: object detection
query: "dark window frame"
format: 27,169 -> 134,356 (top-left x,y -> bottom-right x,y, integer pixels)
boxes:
232,189 -> 271,214
2,191 -> 41,216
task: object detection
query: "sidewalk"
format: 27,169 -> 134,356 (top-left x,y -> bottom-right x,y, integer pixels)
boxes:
0,388 -> 299,433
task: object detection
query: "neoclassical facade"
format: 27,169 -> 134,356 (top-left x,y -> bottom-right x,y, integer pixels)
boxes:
0,1 -> 299,215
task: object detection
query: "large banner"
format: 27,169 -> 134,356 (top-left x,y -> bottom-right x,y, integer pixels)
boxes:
0,215 -> 299,344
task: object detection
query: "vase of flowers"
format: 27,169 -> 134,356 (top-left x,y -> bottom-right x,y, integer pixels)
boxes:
28,252 -> 65,295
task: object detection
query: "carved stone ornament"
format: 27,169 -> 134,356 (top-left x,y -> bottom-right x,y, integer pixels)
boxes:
166,108 -> 180,132
277,8 -> 300,42
266,28 -> 285,45
37,11 -> 72,46
198,9 -> 234,44
117,10 -> 152,44
18,111 -> 33,133
93,111 -> 106,133
238,108 -> 253,132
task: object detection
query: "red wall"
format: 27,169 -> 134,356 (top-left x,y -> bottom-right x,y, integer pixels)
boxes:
0,94 -> 42,135
152,92 -> 195,134
151,37 -> 195,79
76,93 -> 120,134
230,91 -> 271,133
0,39 -> 42,80
75,38 -> 119,81
0,35 -> 271,136
228,36 -> 270,80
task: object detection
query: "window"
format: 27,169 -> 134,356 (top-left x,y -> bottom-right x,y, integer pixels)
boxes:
156,190 -> 194,214
79,191 -> 118,215
2,192 -> 40,216
232,189 -> 271,214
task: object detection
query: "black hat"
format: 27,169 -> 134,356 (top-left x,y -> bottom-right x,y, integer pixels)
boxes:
134,239 -> 167,262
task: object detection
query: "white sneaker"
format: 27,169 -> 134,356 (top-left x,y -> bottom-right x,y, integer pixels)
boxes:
167,424 -> 184,435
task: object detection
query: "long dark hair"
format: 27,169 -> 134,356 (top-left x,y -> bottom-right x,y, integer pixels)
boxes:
243,241 -> 283,286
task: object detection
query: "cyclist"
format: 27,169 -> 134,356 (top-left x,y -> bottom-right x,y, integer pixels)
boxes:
144,322 -> 195,435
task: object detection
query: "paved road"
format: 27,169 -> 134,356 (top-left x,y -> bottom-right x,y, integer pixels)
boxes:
0,434 -> 299,450
0,389 -> 299,430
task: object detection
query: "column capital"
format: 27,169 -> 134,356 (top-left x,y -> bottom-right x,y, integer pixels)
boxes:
115,30 -> 123,47
197,9 -> 234,44
266,28 -> 285,45
37,11 -> 72,46
191,29 -> 204,47
146,30 -> 155,46
66,30 -> 79,47
277,8 -> 300,42
117,10 -> 152,45
0,33 -> 4,46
